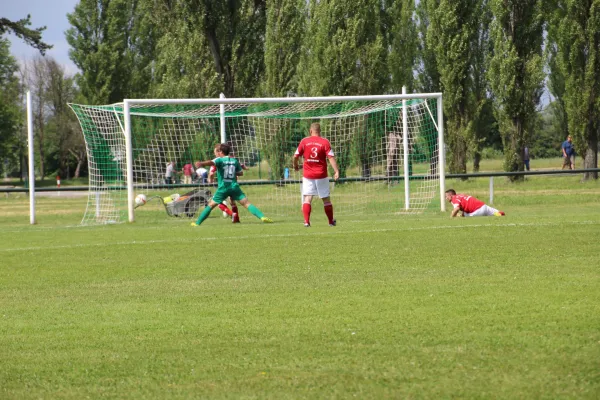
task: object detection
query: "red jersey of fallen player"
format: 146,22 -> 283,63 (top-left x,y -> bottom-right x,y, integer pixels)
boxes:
450,194 -> 485,214
294,136 -> 335,179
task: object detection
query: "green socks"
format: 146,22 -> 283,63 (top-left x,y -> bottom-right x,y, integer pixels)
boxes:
195,206 -> 213,225
247,204 -> 265,219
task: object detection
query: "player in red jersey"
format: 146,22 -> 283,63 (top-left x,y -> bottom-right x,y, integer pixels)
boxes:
292,122 -> 340,227
208,154 -> 249,223
445,189 -> 505,217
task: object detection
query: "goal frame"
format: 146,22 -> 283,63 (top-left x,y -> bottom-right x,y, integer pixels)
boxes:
119,92 -> 445,222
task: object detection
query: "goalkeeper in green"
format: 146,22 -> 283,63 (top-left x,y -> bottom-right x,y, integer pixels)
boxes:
191,143 -> 273,226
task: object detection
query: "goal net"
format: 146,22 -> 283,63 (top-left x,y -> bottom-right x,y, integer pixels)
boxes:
69,94 -> 445,225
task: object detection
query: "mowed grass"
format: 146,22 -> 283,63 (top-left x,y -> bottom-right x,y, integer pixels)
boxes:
1,173 -> 600,399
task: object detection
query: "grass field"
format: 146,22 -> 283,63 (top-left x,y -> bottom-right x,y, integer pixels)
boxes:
1,164 -> 600,398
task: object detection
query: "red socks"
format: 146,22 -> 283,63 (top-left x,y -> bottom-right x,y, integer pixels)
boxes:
302,203 -> 312,224
218,203 -> 232,216
231,205 -> 240,223
303,202 -> 335,224
323,202 -> 334,224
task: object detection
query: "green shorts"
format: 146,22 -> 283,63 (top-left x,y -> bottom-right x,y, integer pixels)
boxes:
212,186 -> 246,204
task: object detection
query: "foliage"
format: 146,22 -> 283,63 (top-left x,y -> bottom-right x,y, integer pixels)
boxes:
488,0 -> 545,177
415,0 -> 441,93
385,0 -> 418,93
427,0 -> 482,174
150,1 -> 220,98
201,0 -> 267,97
262,0 -> 306,97
551,0 -> 600,179
0,38 -> 21,175
297,0 -> 388,178
297,0 -> 387,97
530,102 -> 568,159
66,0 -> 154,104
545,24 -> 569,143
0,15 -> 52,54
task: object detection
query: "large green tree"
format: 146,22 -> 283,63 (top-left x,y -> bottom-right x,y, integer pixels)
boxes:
297,0 -> 388,179
202,0 -> 266,97
427,0 -> 482,174
385,0 -> 418,93
553,0 -> 600,179
262,0 -> 305,97
471,0 -> 495,171
151,0 -> 220,98
545,4 -> 569,148
152,0 -> 266,98
43,58 -> 82,179
416,0 -> 441,93
256,0 -> 306,180
298,0 -> 387,96
488,0 -> 545,176
0,38 -> 21,176
66,0 -> 153,104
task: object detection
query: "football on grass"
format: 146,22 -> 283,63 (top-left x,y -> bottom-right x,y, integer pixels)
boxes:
135,194 -> 147,206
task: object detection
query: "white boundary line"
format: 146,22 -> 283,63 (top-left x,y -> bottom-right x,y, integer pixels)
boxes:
1,220 -> 597,253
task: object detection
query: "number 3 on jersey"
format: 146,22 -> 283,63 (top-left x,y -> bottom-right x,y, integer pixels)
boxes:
223,165 -> 236,179
310,147 -> 318,158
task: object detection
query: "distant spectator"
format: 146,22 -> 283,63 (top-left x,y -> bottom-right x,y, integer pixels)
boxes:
195,161 -> 208,184
165,161 -> 176,185
562,135 -> 575,170
523,146 -> 530,171
182,161 -> 194,185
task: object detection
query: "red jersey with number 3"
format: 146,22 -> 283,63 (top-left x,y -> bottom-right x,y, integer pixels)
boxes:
294,136 -> 334,179
451,194 -> 485,213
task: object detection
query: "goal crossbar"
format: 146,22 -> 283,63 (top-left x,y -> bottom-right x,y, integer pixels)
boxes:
69,92 -> 445,225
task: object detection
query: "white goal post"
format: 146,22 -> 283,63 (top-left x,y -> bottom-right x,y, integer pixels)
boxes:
69,92 -> 445,225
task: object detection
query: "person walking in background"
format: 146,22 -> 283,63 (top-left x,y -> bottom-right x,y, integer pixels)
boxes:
562,135 -> 575,170
524,146 -> 530,171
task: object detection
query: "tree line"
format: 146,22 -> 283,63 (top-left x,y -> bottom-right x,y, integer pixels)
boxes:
1,0 -> 599,181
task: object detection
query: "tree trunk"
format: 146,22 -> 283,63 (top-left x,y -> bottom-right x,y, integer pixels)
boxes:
19,146 -> 24,182
74,158 -> 83,179
473,152 -> 481,172
38,124 -> 45,179
69,148 -> 86,179
506,117 -> 525,181
581,119 -> 598,180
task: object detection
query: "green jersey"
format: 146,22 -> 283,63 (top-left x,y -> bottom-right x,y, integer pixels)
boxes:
213,156 -> 243,189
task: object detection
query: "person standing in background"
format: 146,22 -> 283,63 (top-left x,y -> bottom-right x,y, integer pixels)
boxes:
562,135 -> 575,170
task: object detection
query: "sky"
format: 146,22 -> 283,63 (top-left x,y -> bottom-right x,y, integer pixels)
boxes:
3,0 -> 80,74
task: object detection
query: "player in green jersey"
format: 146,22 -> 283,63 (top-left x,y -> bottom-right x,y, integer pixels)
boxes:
191,143 -> 273,226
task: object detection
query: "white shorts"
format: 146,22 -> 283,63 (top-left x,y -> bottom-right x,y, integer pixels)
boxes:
464,204 -> 499,217
302,177 -> 331,198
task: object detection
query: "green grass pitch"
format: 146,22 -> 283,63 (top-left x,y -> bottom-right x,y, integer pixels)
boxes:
1,173 -> 599,398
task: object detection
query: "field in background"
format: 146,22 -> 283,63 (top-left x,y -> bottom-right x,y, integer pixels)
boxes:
0,156 -> 577,189
1,165 -> 599,398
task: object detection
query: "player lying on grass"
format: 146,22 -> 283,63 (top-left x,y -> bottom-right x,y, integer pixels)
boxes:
445,189 -> 505,218
208,157 -> 249,223
191,143 -> 273,227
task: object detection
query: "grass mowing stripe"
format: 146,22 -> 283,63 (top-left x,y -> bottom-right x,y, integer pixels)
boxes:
1,220 -> 598,253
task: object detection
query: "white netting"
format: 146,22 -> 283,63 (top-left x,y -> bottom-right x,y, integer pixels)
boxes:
70,97 -> 442,225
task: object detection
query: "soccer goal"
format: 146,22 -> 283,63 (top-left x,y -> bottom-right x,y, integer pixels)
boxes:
69,92 -> 445,224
